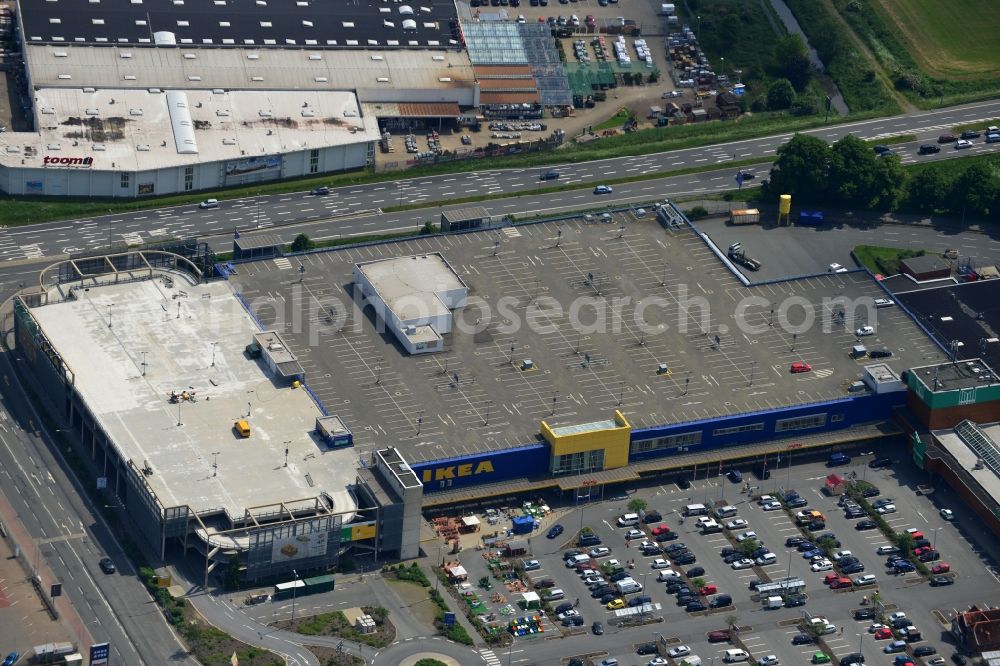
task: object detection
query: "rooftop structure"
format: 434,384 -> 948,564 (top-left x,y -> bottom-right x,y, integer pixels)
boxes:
353,253 -> 468,354
24,45 -> 477,105
230,213 -> 950,469
897,279 -> 1000,367
26,277 -> 358,521
2,87 -> 378,172
19,0 -> 460,49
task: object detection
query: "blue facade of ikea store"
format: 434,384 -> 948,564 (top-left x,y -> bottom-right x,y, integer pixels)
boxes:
411,390 -> 906,494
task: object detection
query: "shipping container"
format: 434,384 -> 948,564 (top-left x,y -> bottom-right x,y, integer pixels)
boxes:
730,208 -> 760,225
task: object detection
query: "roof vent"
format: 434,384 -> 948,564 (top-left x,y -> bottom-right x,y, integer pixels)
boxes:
136,144 -> 150,151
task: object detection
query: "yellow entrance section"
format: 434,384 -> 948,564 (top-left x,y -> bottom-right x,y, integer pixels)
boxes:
540,410 -> 632,470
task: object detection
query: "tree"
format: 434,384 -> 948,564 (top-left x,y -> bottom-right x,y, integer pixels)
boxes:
739,538 -> 760,556
907,169 -> 953,212
291,233 -> 315,252
627,498 -> 648,513
765,134 -> 831,202
830,134 -> 879,206
950,162 -> 1000,217
766,78 -> 796,110
870,154 -> 906,210
772,34 -> 812,90
223,554 -> 241,591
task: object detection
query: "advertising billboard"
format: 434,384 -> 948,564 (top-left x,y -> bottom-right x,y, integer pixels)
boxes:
270,530 -> 328,562
224,155 -> 282,183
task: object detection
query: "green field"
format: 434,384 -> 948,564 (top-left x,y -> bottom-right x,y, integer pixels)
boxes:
870,0 -> 1000,79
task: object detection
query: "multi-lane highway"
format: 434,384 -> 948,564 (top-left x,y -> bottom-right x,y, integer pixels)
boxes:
0,354 -> 198,665
3,99 -> 1000,263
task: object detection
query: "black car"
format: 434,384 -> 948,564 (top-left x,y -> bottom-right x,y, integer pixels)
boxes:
709,595 -> 732,608
727,469 -> 743,483
892,618 -> 914,629
676,595 -> 697,606
534,578 -> 555,589
919,551 -> 941,562
686,601 -> 708,612
873,145 -> 892,156
838,556 -> 860,566
751,547 -> 770,559
737,170 -> 756,181
99,557 -> 116,574
592,586 -> 612,598
724,553 -> 744,564
845,508 -> 867,519
787,497 -> 809,508
914,647 -> 937,657
640,545 -> 662,556
539,170 -> 561,180
547,524 -> 565,539
862,486 -> 881,498
643,511 -> 663,524
721,546 -> 740,556
666,543 -> 688,554
960,130 -> 981,139
930,575 -> 954,587
592,621 -> 604,635
755,465 -> 771,480
637,643 -> 658,656
792,633 -> 816,645
952,654 -> 967,665
785,536 -> 806,547
918,144 -> 941,155
311,186 -> 331,196
807,520 -> 826,531
784,596 -> 806,608
841,562 -> 866,574
674,553 -> 697,565
555,602 -> 574,615
749,578 -> 763,590
687,566 -> 705,577
869,457 -> 892,469
610,571 -> 630,582
656,531 -> 680,542
600,593 -> 618,604
676,477 -> 691,490
914,538 -> 931,548
840,653 -> 865,666
569,660 -> 584,666
563,616 -> 584,627
854,608 -> 876,620
856,520 -> 878,530
665,582 -> 689,594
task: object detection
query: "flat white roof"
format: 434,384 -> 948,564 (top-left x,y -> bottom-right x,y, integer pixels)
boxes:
356,253 -> 466,323
25,44 -> 476,95
29,278 -> 358,519
1,86 -> 379,171
933,422 -> 1000,509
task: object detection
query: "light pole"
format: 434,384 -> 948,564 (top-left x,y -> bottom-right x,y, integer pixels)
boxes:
290,569 -> 299,624
857,632 -> 864,656
211,341 -> 219,367
932,527 -> 941,549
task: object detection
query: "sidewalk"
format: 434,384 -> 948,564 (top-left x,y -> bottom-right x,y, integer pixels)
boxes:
0,488 -> 93,653
416,560 -> 486,648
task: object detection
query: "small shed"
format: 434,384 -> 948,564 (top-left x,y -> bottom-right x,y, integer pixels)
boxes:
648,105 -> 663,118
504,539 -> 528,557
444,563 -> 468,581
460,515 -> 481,533
441,206 -> 491,232
901,255 -> 951,280
519,591 -> 541,609
233,232 -> 284,261
511,515 -> 534,534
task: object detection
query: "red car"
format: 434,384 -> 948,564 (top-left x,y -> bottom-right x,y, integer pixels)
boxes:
708,630 -> 731,643
932,563 -> 950,574
823,573 -> 839,585
651,525 -> 671,536
830,576 -> 852,589
874,628 -> 893,640
790,362 -> 812,373
700,584 -> 718,596
908,531 -> 924,540
914,546 -> 932,556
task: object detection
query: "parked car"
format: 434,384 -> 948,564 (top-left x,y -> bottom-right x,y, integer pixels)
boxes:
856,325 -> 875,337
856,520 -> 878,531
929,575 -> 954,587
884,641 -> 908,654
669,646 -> 692,658
792,634 -> 815,645
853,608 -> 876,620
547,524 -> 564,539
731,558 -> 754,570
940,509 -> 954,521
726,519 -> 749,530
787,497 -> 809,508
869,457 -> 892,469
708,630 -> 732,642
913,647 -> 937,657
786,536 -> 807,547
790,362 -> 812,374
687,566 -> 706,577
522,559 -> 541,571
2,654 -> 19,666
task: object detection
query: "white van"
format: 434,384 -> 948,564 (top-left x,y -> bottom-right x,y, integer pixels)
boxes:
545,588 -> 565,601
617,513 -> 640,527
724,649 -> 749,663
657,569 -> 681,581
565,553 -> 590,567
684,503 -> 709,516
715,505 -> 738,519
615,578 -> 643,594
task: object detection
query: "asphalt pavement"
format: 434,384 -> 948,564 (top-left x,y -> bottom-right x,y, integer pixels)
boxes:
0,352 -> 197,665
3,99 -> 1000,263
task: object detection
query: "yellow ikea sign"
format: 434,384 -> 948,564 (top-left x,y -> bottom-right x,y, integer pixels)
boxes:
421,461 -> 495,483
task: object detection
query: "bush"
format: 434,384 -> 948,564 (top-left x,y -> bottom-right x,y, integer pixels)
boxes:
291,233 -> 316,252
445,623 -> 474,645
685,206 -> 709,220
395,563 -> 431,587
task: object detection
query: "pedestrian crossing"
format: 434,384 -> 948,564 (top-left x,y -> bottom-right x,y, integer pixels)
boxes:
502,226 -> 522,238
273,257 -> 293,270
480,649 -> 501,666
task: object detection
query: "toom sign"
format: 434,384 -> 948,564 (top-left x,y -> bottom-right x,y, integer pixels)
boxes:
43,155 -> 94,167
421,460 -> 494,483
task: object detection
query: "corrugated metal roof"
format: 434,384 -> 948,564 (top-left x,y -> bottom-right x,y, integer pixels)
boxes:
480,92 -> 539,104
397,102 -> 461,117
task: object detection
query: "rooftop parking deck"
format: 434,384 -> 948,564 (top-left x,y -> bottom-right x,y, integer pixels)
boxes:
27,277 -> 358,520
231,214 -> 949,464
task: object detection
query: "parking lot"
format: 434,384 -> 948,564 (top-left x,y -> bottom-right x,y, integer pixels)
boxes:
436,439 -> 1000,665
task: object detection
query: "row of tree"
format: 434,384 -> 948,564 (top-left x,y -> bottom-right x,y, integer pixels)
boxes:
763,134 -> 1000,219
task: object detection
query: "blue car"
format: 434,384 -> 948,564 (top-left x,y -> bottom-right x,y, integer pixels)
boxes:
547,524 -> 564,539
3,653 -> 19,666
797,542 -> 816,552
802,549 -> 821,559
